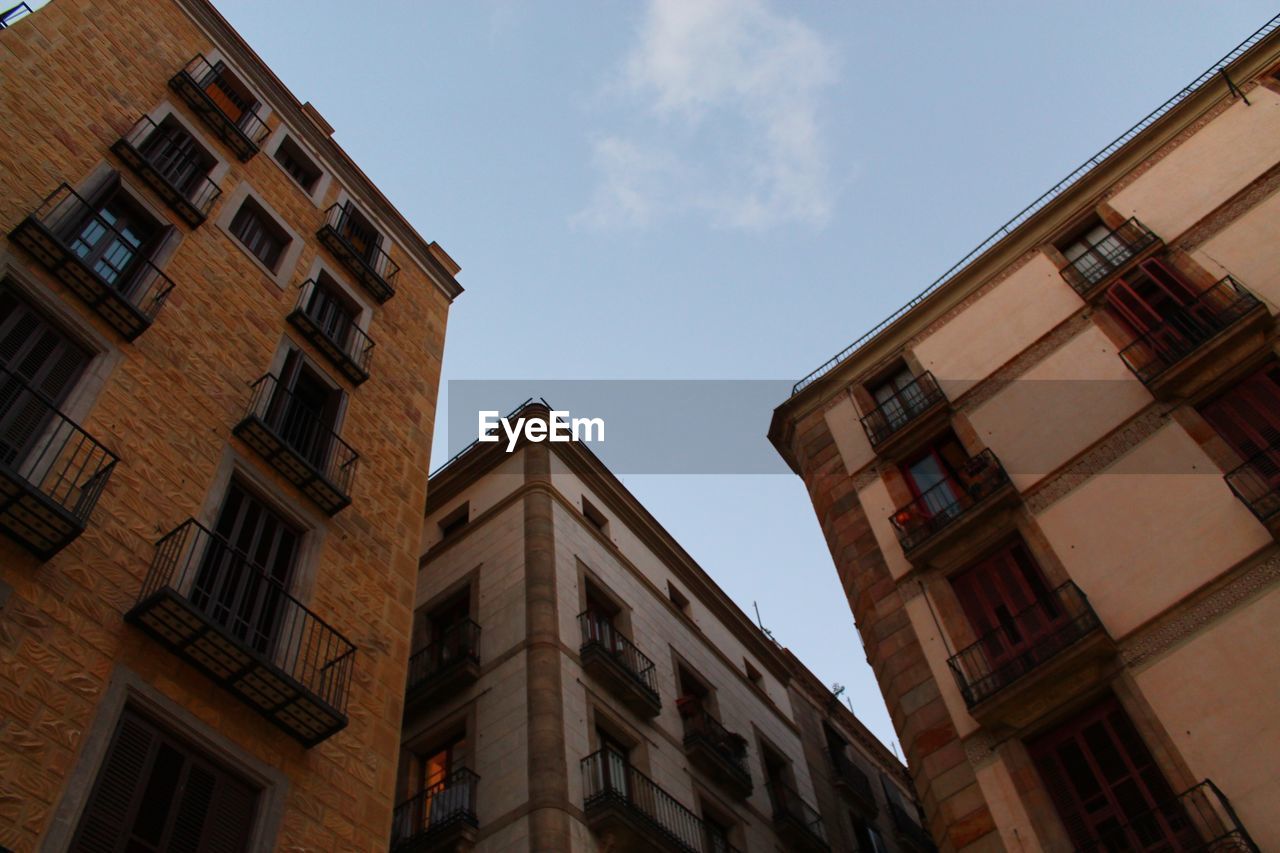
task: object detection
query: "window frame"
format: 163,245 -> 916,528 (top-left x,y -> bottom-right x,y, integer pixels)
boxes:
266,127 -> 329,203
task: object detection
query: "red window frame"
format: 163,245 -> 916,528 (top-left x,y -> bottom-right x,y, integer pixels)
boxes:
949,540 -> 1062,667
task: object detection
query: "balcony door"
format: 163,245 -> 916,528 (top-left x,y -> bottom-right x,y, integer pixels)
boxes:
199,61 -> 259,130
1028,696 -> 1196,850
0,289 -> 89,468
304,278 -> 357,350
902,436 -> 969,520
139,118 -> 215,199
419,736 -> 468,828
427,591 -> 472,670
950,542 -> 1062,675
1106,260 -> 1207,355
1201,364 -> 1280,485
337,204 -> 382,266
598,729 -> 631,799
192,482 -> 300,656
270,352 -> 341,470
871,366 -> 925,432
64,178 -> 165,297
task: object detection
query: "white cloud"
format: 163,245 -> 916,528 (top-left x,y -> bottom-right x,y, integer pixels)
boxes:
575,0 -> 839,231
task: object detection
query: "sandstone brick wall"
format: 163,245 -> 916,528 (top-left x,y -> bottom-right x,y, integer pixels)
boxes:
0,1 -> 452,849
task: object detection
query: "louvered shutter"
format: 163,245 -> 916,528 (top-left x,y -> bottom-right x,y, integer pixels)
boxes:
1200,366 -> 1280,463
69,712 -> 160,852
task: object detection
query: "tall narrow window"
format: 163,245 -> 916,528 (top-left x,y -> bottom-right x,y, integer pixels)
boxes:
273,135 -> 322,194
302,275 -> 358,348
199,60 -> 259,131
1199,364 -> 1280,463
69,710 -> 258,852
949,541 -> 1060,669
900,433 -> 971,519
229,199 -> 288,271
870,364 -> 926,431
268,351 -> 342,468
139,117 -> 216,200
337,203 -> 381,264
61,177 -> 167,296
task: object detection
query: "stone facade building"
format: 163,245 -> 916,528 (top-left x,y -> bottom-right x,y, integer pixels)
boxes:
0,0 -> 460,849
769,16 -> 1280,853
394,402 -> 925,852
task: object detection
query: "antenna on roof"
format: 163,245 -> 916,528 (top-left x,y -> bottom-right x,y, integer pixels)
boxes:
752,601 -> 776,643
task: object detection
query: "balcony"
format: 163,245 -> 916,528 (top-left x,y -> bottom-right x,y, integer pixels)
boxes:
678,707 -> 752,799
579,611 -> 661,718
1226,446 -> 1280,537
232,374 -> 358,515
0,367 -> 117,559
111,115 -> 221,227
830,749 -> 877,816
317,204 -> 399,303
168,54 -> 269,161
287,280 -> 374,385
889,449 -> 1017,565
860,372 -> 949,460
125,519 -> 355,747
1078,780 -> 1258,853
9,184 -> 176,340
582,750 -> 740,853
390,769 -> 479,853
767,781 -> 830,853
1059,218 -> 1161,298
947,583 -> 1114,727
1118,276 -> 1270,398
404,620 -> 481,715
888,799 -> 936,852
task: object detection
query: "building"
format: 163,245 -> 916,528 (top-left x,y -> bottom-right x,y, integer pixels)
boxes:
769,16 -> 1280,853
394,401 -> 924,852
0,0 -> 461,849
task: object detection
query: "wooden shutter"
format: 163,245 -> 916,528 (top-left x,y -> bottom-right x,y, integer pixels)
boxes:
1200,365 -> 1280,462
950,542 -> 1058,664
70,710 -> 258,853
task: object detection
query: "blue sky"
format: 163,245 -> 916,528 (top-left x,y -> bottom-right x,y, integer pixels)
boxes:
211,0 -> 1278,754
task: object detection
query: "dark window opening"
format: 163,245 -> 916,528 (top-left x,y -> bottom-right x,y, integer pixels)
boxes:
60,178 -> 167,297
304,275 -> 358,349
438,502 -> 469,539
138,116 -> 217,200
267,351 -> 342,468
668,581 -> 690,615
582,496 -> 609,535
274,135 -> 322,194
337,203 -> 381,265
229,198 -> 288,271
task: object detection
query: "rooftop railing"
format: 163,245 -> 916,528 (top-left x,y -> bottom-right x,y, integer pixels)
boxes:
169,54 -> 269,160
1225,444 -> 1280,524
579,610 -> 659,697
889,449 -> 1010,554
390,768 -> 479,851
127,518 -> 355,745
406,619 -> 481,696
1059,218 -> 1160,295
788,14 -> 1280,398
0,366 -> 117,558
318,203 -> 399,303
1118,276 -> 1263,385
860,372 -> 946,448
112,115 -> 221,226
9,183 -> 175,339
1078,780 -> 1258,853
947,582 -> 1101,707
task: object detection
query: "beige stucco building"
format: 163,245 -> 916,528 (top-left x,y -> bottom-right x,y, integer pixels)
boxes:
392,402 -> 927,853
770,16 -> 1280,853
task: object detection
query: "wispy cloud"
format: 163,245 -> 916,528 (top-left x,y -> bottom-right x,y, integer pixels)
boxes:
574,0 -> 839,231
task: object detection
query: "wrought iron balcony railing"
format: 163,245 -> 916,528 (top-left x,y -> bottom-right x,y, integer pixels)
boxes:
233,374 -> 358,515
287,280 -> 374,385
406,619 -> 481,698
579,610 -> 660,706
126,519 -> 355,746
830,748 -> 877,813
317,203 -> 400,303
111,115 -> 221,227
8,183 -> 176,340
681,708 -> 752,797
888,798 -> 936,851
947,582 -> 1101,707
0,2 -> 32,28
390,768 -> 480,852
1118,276 -> 1263,385
1077,780 -> 1258,853
582,750 -> 740,853
169,54 -> 269,161
1059,218 -> 1160,296
889,449 -> 1011,554
767,780 -> 830,851
0,366 -> 117,559
861,372 -> 947,449
1225,444 -> 1280,525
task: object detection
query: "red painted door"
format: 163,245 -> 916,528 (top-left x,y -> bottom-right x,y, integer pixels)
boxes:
1200,364 -> 1280,470
950,542 -> 1061,672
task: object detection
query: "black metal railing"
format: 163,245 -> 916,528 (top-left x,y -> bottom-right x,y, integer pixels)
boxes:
583,750 -> 738,853
0,2 -> 32,27
682,708 -> 750,781
889,449 -> 1011,553
1059,218 -> 1160,295
888,799 -> 935,850
830,748 -> 876,809
1078,780 -> 1258,853
241,373 -> 358,498
768,780 -> 829,847
406,619 -> 481,694
136,518 -> 356,715
947,582 -> 1100,707
861,372 -> 946,447
114,115 -> 221,224
1118,276 -> 1263,385
11,183 -> 176,334
319,203 -> 399,301
0,366 -> 117,555
390,768 -> 479,850
579,610 -> 659,696
1226,444 -> 1280,524
169,54 -> 269,159
288,279 -> 374,382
